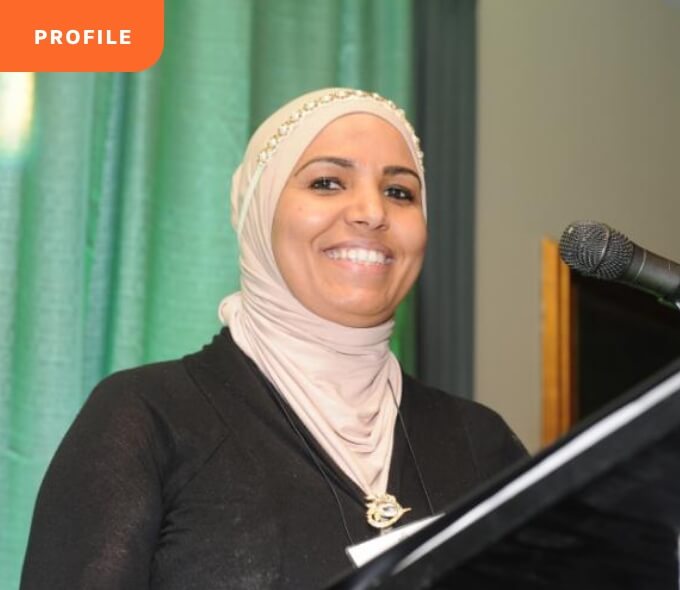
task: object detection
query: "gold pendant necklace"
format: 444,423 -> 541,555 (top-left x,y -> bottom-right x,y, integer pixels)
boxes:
365,493 -> 411,530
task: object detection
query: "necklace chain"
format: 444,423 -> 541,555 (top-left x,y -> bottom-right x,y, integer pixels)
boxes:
266,378 -> 434,544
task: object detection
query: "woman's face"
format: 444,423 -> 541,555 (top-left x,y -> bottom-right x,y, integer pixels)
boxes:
272,113 -> 427,328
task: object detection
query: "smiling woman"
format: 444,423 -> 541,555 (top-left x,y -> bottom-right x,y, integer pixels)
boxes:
272,114 -> 427,328
20,89 -> 526,590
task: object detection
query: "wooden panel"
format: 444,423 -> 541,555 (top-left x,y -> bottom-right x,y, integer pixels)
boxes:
541,238 -> 574,446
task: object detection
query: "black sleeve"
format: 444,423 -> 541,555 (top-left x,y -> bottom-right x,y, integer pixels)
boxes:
20,373 -> 168,590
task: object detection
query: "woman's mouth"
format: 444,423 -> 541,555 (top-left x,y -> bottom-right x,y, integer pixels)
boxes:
323,247 -> 393,266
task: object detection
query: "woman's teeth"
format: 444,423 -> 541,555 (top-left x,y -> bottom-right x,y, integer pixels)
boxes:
325,248 -> 391,265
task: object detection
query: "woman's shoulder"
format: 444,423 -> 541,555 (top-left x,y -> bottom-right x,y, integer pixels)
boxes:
86,330 -> 257,442
91,358 -> 197,410
89,353 -> 229,442
402,372 -> 508,425
81,361 -> 197,439
402,372 -> 528,469
55,352 -> 232,503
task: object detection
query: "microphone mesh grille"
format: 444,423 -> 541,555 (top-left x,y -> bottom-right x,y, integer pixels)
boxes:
559,221 -> 634,279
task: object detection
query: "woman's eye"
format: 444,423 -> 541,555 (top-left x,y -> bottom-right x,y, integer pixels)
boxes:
310,177 -> 343,191
385,186 -> 415,202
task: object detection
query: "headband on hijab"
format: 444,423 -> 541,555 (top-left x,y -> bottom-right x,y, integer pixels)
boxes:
218,88 -> 427,502
233,88 -> 425,240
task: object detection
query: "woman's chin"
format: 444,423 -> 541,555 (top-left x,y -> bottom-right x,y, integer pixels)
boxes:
310,300 -> 394,328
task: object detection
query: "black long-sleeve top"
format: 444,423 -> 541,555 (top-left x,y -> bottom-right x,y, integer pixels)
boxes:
21,329 -> 527,589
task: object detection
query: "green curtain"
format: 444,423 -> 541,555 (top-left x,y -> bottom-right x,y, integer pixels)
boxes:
0,1 -> 414,587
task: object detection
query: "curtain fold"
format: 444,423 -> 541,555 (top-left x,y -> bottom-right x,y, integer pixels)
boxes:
0,1 -> 415,586
415,0 -> 477,399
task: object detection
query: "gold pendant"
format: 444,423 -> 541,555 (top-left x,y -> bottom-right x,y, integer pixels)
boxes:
365,493 -> 411,530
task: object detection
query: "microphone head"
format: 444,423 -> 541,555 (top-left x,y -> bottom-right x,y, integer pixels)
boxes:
559,221 -> 634,279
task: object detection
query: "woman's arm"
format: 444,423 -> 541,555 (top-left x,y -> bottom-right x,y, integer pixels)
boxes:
21,373 -> 167,590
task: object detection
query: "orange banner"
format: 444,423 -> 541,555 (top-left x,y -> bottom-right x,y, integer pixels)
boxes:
1,0 -> 164,72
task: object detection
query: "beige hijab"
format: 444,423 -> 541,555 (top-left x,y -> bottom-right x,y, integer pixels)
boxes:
219,88 -> 426,496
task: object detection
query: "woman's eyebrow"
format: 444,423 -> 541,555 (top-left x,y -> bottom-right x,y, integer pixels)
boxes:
384,165 -> 422,187
295,157 -> 354,175
295,158 -> 422,187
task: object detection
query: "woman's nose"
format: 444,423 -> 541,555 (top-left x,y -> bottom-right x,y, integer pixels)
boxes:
345,186 -> 389,231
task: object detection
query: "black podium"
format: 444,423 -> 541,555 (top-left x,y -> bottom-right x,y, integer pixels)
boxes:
329,358 -> 680,590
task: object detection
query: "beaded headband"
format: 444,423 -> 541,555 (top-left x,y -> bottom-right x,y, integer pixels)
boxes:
238,88 -> 424,238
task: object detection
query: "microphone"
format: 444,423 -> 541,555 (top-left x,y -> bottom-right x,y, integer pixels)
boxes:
559,221 -> 680,307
